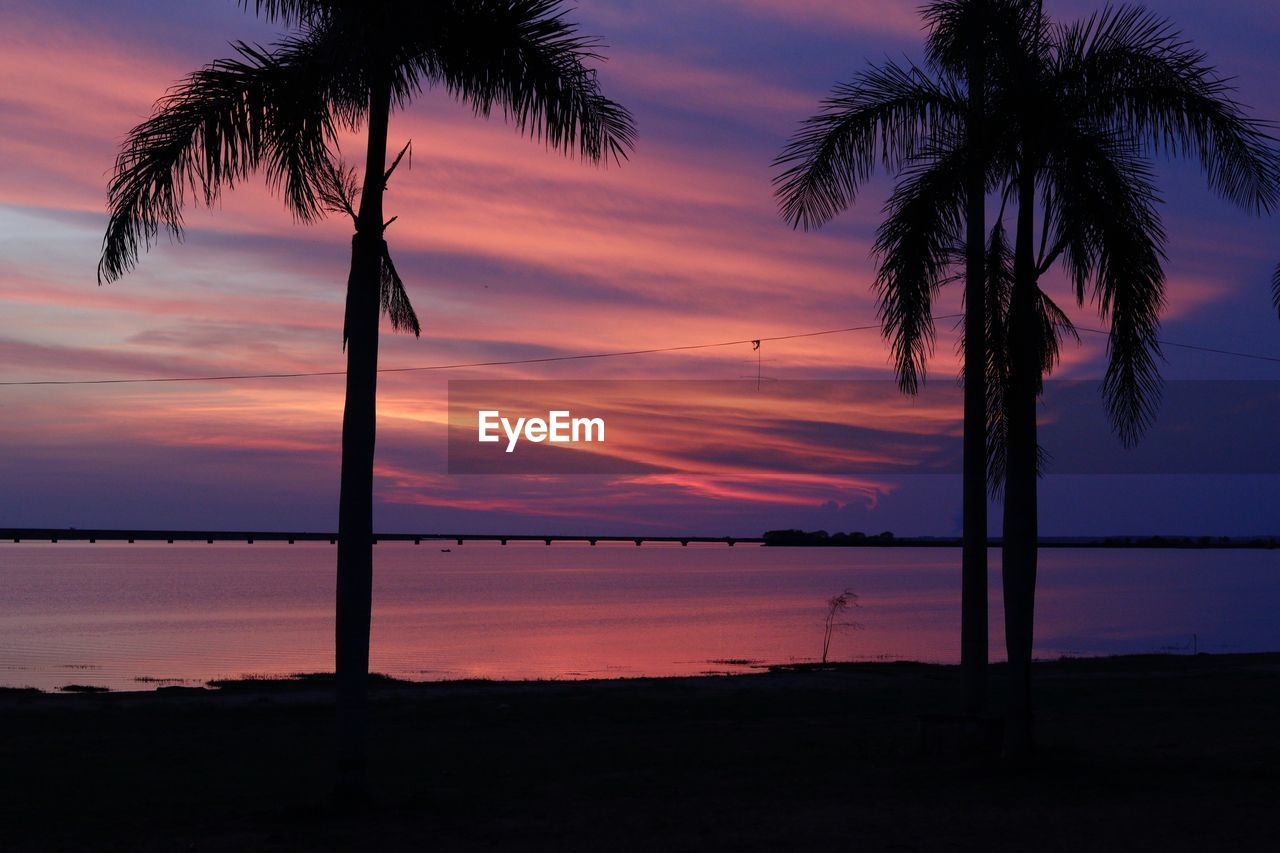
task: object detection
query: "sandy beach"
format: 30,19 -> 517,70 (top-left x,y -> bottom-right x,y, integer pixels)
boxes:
2,653 -> 1277,851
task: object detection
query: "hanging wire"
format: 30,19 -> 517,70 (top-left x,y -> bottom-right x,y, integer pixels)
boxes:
2,312 -> 1277,387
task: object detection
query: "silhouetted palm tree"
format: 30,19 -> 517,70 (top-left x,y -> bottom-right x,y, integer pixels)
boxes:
98,0 -> 633,798
975,3 -> 1279,756
774,0 -> 1031,715
777,0 -> 1278,756
924,0 -> 996,716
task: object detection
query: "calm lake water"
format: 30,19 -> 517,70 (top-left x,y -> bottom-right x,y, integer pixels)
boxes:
1,543 -> 1277,691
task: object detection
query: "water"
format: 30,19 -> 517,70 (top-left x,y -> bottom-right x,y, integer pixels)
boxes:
1,542 -> 1277,691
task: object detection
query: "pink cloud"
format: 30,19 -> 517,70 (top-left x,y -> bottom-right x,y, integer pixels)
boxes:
716,0 -> 928,38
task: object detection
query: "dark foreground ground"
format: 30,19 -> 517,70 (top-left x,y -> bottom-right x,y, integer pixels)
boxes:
2,653 -> 1277,851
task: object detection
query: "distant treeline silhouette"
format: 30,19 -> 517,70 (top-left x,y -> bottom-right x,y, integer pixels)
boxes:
762,530 -> 1280,549
764,529 -> 897,547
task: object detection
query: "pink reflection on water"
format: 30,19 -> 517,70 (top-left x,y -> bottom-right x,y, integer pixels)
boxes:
1,543 -> 1277,691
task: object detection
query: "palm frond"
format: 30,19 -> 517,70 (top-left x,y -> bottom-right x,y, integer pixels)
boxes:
1043,124 -> 1167,445
98,30 -> 359,283
773,61 -> 964,230
317,157 -> 359,223
872,141 -> 969,393
924,0 -> 987,73
1035,289 -> 1079,375
1067,5 -> 1280,213
925,0 -> 1047,80
397,0 -> 634,166
342,240 -> 420,345
379,243 -> 420,337
239,0 -> 334,26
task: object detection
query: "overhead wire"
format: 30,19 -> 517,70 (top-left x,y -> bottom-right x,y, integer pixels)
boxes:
2,312 -> 1278,386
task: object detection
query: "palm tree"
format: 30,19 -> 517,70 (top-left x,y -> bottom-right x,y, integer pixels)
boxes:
778,0 -> 1279,756
924,0 -> 994,717
97,0 -> 634,797
974,3 -> 1279,756
774,0 -> 1031,715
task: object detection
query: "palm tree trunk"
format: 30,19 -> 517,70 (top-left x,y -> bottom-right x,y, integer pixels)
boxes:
1002,162 -> 1039,760
335,78 -> 391,801
961,0 -> 989,717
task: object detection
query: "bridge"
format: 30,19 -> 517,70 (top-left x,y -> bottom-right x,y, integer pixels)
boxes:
5,528 -> 1273,549
0,528 -> 761,547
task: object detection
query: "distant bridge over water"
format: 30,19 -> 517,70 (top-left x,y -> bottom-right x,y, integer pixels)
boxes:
2,528 -> 1276,549
0,528 -> 762,547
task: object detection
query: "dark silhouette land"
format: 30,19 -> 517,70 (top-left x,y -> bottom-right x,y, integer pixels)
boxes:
3,654 -> 1278,851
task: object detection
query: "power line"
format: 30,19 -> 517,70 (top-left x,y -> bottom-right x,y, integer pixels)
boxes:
1,312 -> 1276,387
1072,325 -> 1280,365
0,319 -> 921,387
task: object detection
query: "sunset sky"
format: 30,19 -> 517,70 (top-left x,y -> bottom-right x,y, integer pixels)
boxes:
2,0 -> 1278,537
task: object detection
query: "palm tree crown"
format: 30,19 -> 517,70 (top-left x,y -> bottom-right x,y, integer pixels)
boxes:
99,0 -> 634,286
982,4 -> 1279,442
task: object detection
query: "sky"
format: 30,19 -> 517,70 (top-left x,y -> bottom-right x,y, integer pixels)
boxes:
1,0 -> 1278,537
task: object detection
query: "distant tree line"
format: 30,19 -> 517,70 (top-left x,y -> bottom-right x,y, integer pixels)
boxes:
763,529 -> 896,547
763,531 -> 1280,549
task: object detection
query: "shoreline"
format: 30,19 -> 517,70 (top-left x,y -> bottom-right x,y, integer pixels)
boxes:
5,650 -> 1272,699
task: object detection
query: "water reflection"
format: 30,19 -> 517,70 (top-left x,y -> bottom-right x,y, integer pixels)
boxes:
1,542 -> 1276,691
